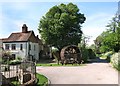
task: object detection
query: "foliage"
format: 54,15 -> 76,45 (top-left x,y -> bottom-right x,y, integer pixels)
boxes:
52,51 -> 60,63
89,44 -> 96,51
78,35 -> 92,62
38,3 -> 86,50
36,63 -> 85,66
52,47 -> 59,53
80,48 -> 96,62
95,15 -> 120,53
16,56 -> 22,61
9,56 -> 22,65
87,49 -> 96,59
2,52 -> 22,65
100,51 -> 114,62
2,51 -> 12,64
81,48 -> 88,62
9,60 -> 21,65
36,73 -> 48,86
11,80 -> 20,86
78,43 -> 88,63
110,52 -> 120,71
11,73 -> 48,86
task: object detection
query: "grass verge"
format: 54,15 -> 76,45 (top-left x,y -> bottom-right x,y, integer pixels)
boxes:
36,73 -> 48,86
11,81 -> 20,86
11,73 -> 48,86
36,63 -> 86,67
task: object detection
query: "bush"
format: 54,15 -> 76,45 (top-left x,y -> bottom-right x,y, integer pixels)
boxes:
100,51 -> 114,61
111,52 -> 120,71
106,51 -> 114,62
16,56 -> 22,61
81,48 -> 89,63
87,49 -> 96,59
9,60 -> 21,65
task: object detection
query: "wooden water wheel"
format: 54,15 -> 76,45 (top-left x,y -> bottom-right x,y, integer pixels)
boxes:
60,45 -> 82,65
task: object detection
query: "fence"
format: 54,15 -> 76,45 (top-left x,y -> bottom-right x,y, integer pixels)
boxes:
1,61 -> 36,85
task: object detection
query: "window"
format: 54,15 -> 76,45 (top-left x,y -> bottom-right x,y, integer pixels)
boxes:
5,44 -> 9,50
20,44 -> 23,50
12,44 -> 16,50
29,44 -> 31,50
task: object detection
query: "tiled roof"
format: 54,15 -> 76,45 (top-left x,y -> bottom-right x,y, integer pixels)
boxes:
2,31 -> 43,44
1,24 -> 43,45
2,31 -> 32,42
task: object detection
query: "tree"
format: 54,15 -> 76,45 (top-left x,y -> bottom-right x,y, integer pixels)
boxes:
38,3 -> 86,50
94,14 -> 120,53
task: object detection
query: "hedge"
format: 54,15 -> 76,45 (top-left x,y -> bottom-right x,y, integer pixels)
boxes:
110,52 -> 120,71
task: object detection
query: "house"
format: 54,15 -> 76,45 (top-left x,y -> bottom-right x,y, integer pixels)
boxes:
1,24 -> 43,61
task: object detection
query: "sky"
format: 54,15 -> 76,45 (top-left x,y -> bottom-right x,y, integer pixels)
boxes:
0,1 -> 118,45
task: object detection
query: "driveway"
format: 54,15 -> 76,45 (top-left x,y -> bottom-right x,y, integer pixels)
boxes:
36,62 -> 118,84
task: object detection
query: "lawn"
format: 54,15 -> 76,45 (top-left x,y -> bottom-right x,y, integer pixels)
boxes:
36,73 -> 48,86
11,80 -> 20,86
36,63 -> 85,67
11,73 -> 48,86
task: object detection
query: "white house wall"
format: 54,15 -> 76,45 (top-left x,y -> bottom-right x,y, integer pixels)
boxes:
3,42 -> 27,60
29,42 -> 39,61
3,42 -> 40,61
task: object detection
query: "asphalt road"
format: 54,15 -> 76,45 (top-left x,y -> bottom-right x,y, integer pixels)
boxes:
37,63 -> 118,84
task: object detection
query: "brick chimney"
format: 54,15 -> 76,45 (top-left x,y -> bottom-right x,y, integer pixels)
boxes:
22,24 -> 28,33
36,35 -> 39,38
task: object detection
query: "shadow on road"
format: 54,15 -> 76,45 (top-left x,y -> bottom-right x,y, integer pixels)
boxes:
87,57 -> 109,63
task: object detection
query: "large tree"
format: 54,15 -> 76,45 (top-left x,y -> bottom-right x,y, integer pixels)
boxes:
38,3 -> 86,50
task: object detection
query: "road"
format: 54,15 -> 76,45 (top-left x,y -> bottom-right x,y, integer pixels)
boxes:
37,62 -> 118,84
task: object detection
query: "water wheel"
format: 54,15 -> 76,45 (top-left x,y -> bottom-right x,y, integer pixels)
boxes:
60,45 -> 82,65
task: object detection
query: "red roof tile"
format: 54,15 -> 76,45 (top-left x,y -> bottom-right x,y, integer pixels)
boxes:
2,31 -> 31,42
2,31 -> 42,44
1,24 -> 43,45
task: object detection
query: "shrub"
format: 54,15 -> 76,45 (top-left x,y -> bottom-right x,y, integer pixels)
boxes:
81,48 -> 89,63
87,49 -> 96,59
111,52 -> 120,71
16,56 -> 22,61
100,51 -> 114,61
106,51 -> 114,62
9,60 -> 21,65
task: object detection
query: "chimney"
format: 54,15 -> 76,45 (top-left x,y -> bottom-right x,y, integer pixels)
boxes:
36,35 -> 39,38
22,24 -> 28,33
